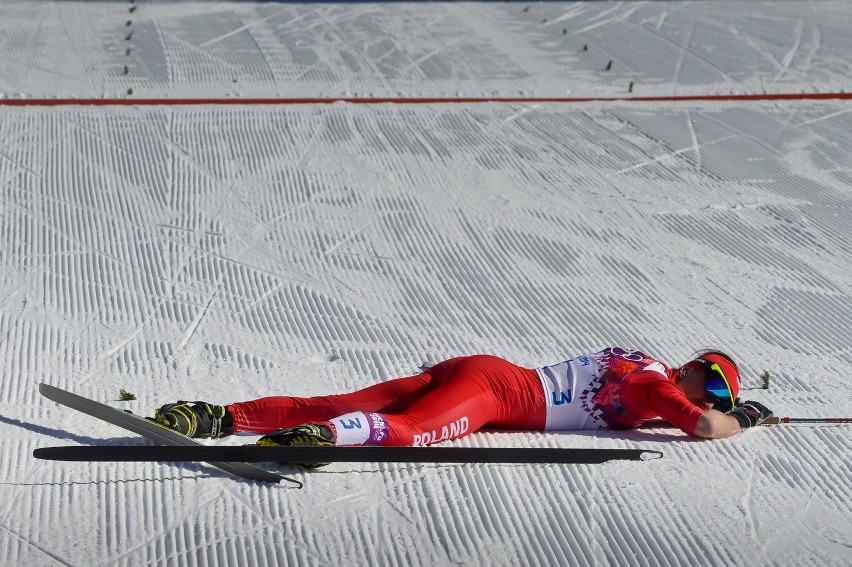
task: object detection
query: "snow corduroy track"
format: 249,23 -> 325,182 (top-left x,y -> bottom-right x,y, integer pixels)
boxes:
2,1 -> 851,100
2,99 -> 851,566
1,1 -> 851,566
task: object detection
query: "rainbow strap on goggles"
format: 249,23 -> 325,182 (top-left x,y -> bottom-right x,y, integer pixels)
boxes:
700,360 -> 735,413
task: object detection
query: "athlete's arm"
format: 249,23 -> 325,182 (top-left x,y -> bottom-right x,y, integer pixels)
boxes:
631,376 -> 772,438
693,409 -> 741,439
694,399 -> 774,438
621,372 -> 705,436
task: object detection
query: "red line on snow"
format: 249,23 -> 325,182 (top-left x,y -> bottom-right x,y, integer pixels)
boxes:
1,92 -> 851,106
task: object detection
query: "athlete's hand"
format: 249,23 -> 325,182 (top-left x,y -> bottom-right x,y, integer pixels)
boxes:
730,400 -> 773,429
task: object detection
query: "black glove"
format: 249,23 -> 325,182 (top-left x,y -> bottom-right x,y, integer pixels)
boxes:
730,400 -> 773,429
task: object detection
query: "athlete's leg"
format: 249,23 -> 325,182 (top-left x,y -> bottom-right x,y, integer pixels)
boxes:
326,355 -> 546,446
229,372 -> 435,434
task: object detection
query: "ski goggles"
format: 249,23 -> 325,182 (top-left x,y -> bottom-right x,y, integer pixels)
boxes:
695,359 -> 736,413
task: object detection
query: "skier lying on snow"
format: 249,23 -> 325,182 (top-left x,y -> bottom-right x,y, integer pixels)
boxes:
153,347 -> 773,466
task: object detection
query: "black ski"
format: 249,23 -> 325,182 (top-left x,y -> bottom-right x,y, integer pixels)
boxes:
39,383 -> 299,486
34,444 -> 662,464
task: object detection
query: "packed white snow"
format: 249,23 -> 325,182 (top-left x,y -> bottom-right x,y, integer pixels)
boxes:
0,2 -> 850,566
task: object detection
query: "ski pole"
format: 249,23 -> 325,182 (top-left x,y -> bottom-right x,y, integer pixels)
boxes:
762,417 -> 852,425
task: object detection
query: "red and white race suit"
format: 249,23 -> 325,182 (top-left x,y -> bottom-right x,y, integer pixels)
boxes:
228,347 -> 704,446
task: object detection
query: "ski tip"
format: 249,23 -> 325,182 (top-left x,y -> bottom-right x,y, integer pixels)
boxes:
38,382 -> 62,396
640,450 -> 663,461
33,448 -> 54,460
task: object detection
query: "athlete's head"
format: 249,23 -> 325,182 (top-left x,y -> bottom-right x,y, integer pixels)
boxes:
678,351 -> 740,413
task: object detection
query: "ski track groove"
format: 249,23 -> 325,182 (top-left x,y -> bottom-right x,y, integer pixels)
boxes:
775,20 -> 804,81
9,1 -> 852,99
772,428 -> 852,509
1,11 -> 852,559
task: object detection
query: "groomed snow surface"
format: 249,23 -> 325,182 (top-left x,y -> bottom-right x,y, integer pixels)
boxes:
1,1 -> 851,566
